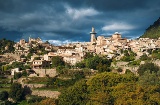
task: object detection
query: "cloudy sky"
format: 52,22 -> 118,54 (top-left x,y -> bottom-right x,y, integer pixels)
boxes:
0,0 -> 160,45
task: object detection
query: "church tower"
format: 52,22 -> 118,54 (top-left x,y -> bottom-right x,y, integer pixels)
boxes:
90,27 -> 97,43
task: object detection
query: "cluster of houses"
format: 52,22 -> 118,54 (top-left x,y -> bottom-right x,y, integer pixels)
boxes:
10,27 -> 160,76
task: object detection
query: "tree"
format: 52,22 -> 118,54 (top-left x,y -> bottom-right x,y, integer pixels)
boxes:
75,62 -> 85,68
138,63 -> 160,76
27,96 -> 45,104
10,62 -> 24,69
22,70 -> 28,77
140,54 -> 150,61
139,70 -> 160,86
86,72 -> 138,105
84,52 -> 94,59
34,57 -> 41,60
85,56 -> 100,69
51,56 -> 65,67
0,91 -> 9,100
9,83 -> 24,102
96,63 -> 110,72
27,53 -> 33,59
120,50 -> 136,62
58,80 -> 88,105
58,72 -> 160,104
39,98 -> 57,105
85,55 -> 111,70
14,72 -> 22,79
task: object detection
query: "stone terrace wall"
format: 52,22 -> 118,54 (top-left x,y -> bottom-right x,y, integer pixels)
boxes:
31,90 -> 60,99
4,53 -> 20,60
23,84 -> 46,88
111,61 -> 139,75
33,69 -> 57,77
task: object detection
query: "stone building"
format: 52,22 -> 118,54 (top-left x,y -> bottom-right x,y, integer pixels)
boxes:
90,27 -> 97,44
32,60 -> 51,69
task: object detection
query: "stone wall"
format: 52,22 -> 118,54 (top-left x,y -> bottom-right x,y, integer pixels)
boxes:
31,90 -> 60,99
4,53 -> 20,60
111,61 -> 139,75
33,69 -> 57,77
123,66 -> 139,75
23,84 -> 46,88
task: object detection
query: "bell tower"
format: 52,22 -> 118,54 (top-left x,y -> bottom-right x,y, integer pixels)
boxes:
90,27 -> 97,43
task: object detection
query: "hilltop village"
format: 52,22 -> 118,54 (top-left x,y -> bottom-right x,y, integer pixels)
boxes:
1,27 -> 160,76
1,27 -> 160,104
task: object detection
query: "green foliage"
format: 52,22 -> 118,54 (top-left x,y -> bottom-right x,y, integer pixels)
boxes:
87,72 -> 138,92
151,51 -> 160,59
73,71 -> 85,80
121,56 -> 135,62
58,80 -> 88,105
47,70 -> 86,90
56,66 -> 65,74
96,63 -> 111,72
84,52 -> 94,59
14,70 -> 27,79
139,70 -> 160,86
58,72 -> 160,105
138,62 -> 160,76
85,55 -> 100,69
21,70 -> 28,77
3,100 -> 12,105
52,56 -> 65,68
1,65 -> 10,71
140,17 -> 160,39
0,62 -> 7,72
38,98 -> 57,105
27,96 -> 45,104
120,50 -> 136,62
10,62 -> 26,70
24,77 -> 48,84
128,60 -> 141,66
125,69 -> 134,75
75,62 -> 85,68
24,65 -> 31,69
112,83 -> 160,105
140,54 -> 151,61
27,53 -> 33,60
60,68 -> 90,78
34,57 -> 41,60
117,68 -> 123,72
47,77 -> 73,89
20,55 -> 26,58
0,91 -> 9,100
85,55 -> 111,71
75,55 -> 111,73
14,72 -> 22,79
9,83 -> 24,102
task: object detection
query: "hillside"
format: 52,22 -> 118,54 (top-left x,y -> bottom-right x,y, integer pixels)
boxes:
140,17 -> 160,39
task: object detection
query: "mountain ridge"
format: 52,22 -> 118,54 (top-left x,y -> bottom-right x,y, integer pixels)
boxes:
140,17 -> 160,39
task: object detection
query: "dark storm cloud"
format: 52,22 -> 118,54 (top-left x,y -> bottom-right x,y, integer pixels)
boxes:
64,0 -> 160,12
0,0 -> 160,45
